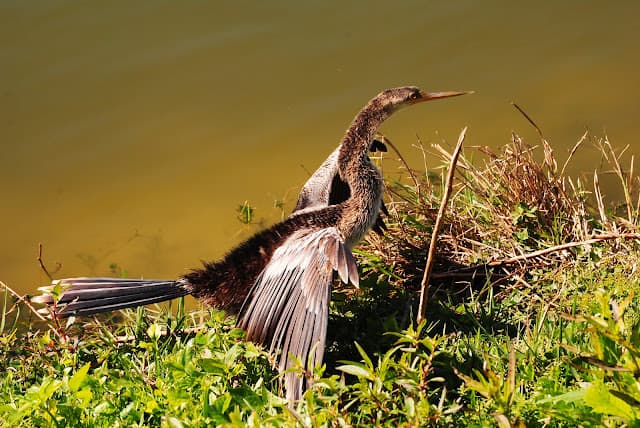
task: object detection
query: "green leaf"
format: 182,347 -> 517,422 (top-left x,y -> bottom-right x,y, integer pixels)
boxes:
27,377 -> 62,403
145,399 -> 159,413
75,388 -> 93,407
214,392 -> 232,414
354,342 -> 373,369
147,323 -> 163,339
584,382 -> 635,420
199,358 -> 226,375
537,389 -> 585,404
337,363 -> 374,380
68,363 -> 91,392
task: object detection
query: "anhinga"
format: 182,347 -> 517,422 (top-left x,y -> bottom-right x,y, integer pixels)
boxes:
32,143 -> 384,315
34,86 -> 470,403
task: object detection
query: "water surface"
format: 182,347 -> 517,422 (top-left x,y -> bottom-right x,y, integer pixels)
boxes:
2,1 -> 639,293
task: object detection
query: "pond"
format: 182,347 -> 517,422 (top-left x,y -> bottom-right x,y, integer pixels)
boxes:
2,1 -> 639,294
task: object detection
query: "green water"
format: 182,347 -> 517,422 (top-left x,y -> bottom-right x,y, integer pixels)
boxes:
2,1 -> 639,294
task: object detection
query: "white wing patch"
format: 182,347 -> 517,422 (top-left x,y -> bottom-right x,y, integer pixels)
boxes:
293,147 -> 340,213
237,226 -> 358,403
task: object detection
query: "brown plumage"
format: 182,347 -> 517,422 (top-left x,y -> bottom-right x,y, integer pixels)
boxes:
183,205 -> 343,313
32,144 -> 381,316
33,86 -> 470,405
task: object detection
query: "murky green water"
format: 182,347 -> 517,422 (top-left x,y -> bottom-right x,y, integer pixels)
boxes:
2,1 -> 639,294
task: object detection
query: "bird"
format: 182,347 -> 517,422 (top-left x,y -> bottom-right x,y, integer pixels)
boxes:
32,140 -> 388,317
34,86 -> 470,404
236,86 -> 470,401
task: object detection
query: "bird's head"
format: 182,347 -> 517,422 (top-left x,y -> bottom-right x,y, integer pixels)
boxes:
374,86 -> 472,114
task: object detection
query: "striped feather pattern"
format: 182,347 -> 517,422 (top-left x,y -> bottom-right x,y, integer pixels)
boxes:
33,277 -> 189,317
237,227 -> 358,402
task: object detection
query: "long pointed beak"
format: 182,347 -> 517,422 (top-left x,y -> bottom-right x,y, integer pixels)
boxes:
417,90 -> 474,103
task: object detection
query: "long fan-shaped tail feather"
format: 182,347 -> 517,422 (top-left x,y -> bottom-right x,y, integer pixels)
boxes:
32,277 -> 189,317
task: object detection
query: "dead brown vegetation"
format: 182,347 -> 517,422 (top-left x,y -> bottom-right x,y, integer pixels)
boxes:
360,129 -> 640,307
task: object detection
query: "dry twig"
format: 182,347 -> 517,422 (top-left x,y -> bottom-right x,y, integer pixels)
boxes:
417,127 -> 467,323
37,243 -> 54,282
0,280 -> 63,340
431,233 -> 640,279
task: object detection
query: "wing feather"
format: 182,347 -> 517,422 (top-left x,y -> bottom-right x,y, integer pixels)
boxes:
237,226 -> 358,404
293,148 -> 340,212
345,250 -> 360,288
335,242 -> 348,283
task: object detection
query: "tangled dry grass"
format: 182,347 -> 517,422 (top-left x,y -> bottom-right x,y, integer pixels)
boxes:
356,129 -> 640,314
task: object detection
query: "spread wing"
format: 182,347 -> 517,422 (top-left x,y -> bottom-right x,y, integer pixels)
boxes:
237,226 -> 358,403
293,144 -> 387,233
294,147 -> 341,212
294,139 -> 387,213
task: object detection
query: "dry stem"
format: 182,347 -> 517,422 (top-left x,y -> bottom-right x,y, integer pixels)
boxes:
431,232 -> 640,278
0,280 -> 63,340
417,127 -> 467,323
37,243 -> 54,282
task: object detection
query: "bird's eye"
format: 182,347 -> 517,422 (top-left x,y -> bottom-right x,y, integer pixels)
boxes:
409,91 -> 421,101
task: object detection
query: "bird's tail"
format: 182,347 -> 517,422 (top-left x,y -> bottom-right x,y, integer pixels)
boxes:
32,277 -> 190,318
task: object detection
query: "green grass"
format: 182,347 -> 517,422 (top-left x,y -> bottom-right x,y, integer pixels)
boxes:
3,132 -> 640,426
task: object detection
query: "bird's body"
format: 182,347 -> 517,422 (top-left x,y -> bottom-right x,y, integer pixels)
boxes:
185,203 -> 344,312
35,142 -> 384,317
34,86 -> 470,404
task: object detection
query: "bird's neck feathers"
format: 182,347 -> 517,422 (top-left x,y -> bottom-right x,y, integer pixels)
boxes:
335,98 -> 387,243
338,99 -> 390,170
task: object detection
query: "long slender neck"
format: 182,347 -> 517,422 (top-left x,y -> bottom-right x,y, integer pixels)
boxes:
336,99 -> 391,246
338,98 -> 390,173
